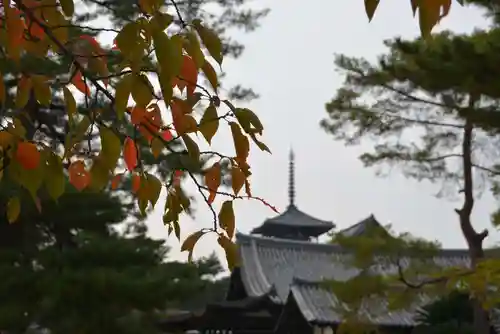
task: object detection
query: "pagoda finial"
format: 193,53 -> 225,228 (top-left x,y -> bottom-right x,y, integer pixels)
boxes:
288,148 -> 295,207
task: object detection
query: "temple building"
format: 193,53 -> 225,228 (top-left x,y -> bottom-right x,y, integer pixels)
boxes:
160,150 -> 498,334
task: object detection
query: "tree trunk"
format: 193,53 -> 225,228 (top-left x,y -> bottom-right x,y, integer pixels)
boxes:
458,98 -> 490,334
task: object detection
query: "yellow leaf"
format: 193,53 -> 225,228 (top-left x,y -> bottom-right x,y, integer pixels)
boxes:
229,122 -> 249,163
32,75 -> 51,106
114,74 -> 133,119
89,156 -> 110,191
63,86 -> 76,123
205,162 -> 221,204
199,104 -> 219,144
45,152 -> 65,201
115,22 -> 141,59
219,200 -> 235,239
131,73 -> 153,107
218,235 -> 239,271
181,230 -> 205,262
141,173 -> 162,208
193,19 -> 223,65
186,29 -> 205,69
16,76 -> 32,109
64,115 -> 91,158
364,0 -> 379,22
7,196 -> 21,223
138,0 -> 154,14
182,134 -> 200,162
100,127 -> 121,171
151,137 -> 164,158
59,0 -> 74,17
202,61 -> 218,92
234,108 -> 264,135
419,0 -> 441,38
231,166 -> 245,196
158,69 -> 173,103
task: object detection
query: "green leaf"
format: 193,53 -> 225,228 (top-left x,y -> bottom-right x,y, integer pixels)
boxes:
89,157 -> 110,192
219,200 -> 235,239
16,77 -> 32,109
59,0 -> 75,17
193,19 -> 223,65
32,76 -> 51,106
131,73 -> 153,107
181,230 -> 205,262
182,134 -> 200,162
63,86 -> 76,124
6,196 -> 21,223
100,127 -> 121,171
199,104 -> 219,144
64,115 -> 91,157
114,74 -> 133,119
234,108 -> 264,135
18,160 -> 44,199
116,22 -> 140,58
150,12 -> 173,33
153,31 -> 183,79
186,29 -> 205,69
45,152 -> 65,201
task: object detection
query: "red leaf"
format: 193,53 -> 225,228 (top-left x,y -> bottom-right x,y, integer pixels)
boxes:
130,106 -> 146,125
69,160 -> 91,191
180,55 -> 198,96
71,70 -> 91,96
16,142 -> 40,170
123,137 -> 138,171
161,129 -> 173,141
173,170 -> 183,187
111,173 -> 122,189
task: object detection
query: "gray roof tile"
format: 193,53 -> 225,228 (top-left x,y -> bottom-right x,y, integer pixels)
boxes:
290,279 -> 429,326
236,233 -> 471,303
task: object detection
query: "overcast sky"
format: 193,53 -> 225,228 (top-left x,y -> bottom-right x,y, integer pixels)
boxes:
142,0 -> 497,265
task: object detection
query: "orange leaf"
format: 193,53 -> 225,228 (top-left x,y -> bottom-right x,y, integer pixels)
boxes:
205,162 -> 221,204
132,174 -> 141,193
111,173 -> 122,189
123,137 -> 138,171
131,106 -> 146,125
180,55 -> 198,96
69,160 -> 91,191
71,70 -> 91,96
16,142 -> 40,170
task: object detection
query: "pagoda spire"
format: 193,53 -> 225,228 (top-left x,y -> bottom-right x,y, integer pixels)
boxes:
288,148 -> 295,207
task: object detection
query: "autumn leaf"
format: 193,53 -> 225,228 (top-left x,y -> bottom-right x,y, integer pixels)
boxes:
16,76 -> 32,109
132,174 -> 141,193
71,70 -> 91,96
173,170 -> 183,187
193,19 -> 223,65
364,0 -> 380,22
7,196 -> 21,223
219,200 -> 235,239
199,104 -> 219,144
181,230 -> 205,263
202,61 -> 218,92
111,173 -> 122,189
179,55 -> 198,96
161,129 -> 173,141
205,162 -> 221,204
16,142 -> 40,170
130,106 -> 146,125
231,166 -> 245,196
123,137 -> 138,171
229,122 -> 250,164
218,235 -> 239,271
68,160 -> 91,191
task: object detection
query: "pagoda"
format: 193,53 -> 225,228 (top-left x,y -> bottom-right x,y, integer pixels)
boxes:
250,149 -> 334,241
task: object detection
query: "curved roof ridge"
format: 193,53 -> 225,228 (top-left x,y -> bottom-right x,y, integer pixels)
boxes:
249,236 -> 273,292
263,204 -> 333,227
236,233 -> 472,257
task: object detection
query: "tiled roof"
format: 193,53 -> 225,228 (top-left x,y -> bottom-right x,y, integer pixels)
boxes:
337,215 -> 388,238
289,279 -> 430,327
251,204 -> 334,238
236,233 -> 471,304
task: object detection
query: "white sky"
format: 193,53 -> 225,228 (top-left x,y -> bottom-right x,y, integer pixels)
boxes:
135,0 -> 498,266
